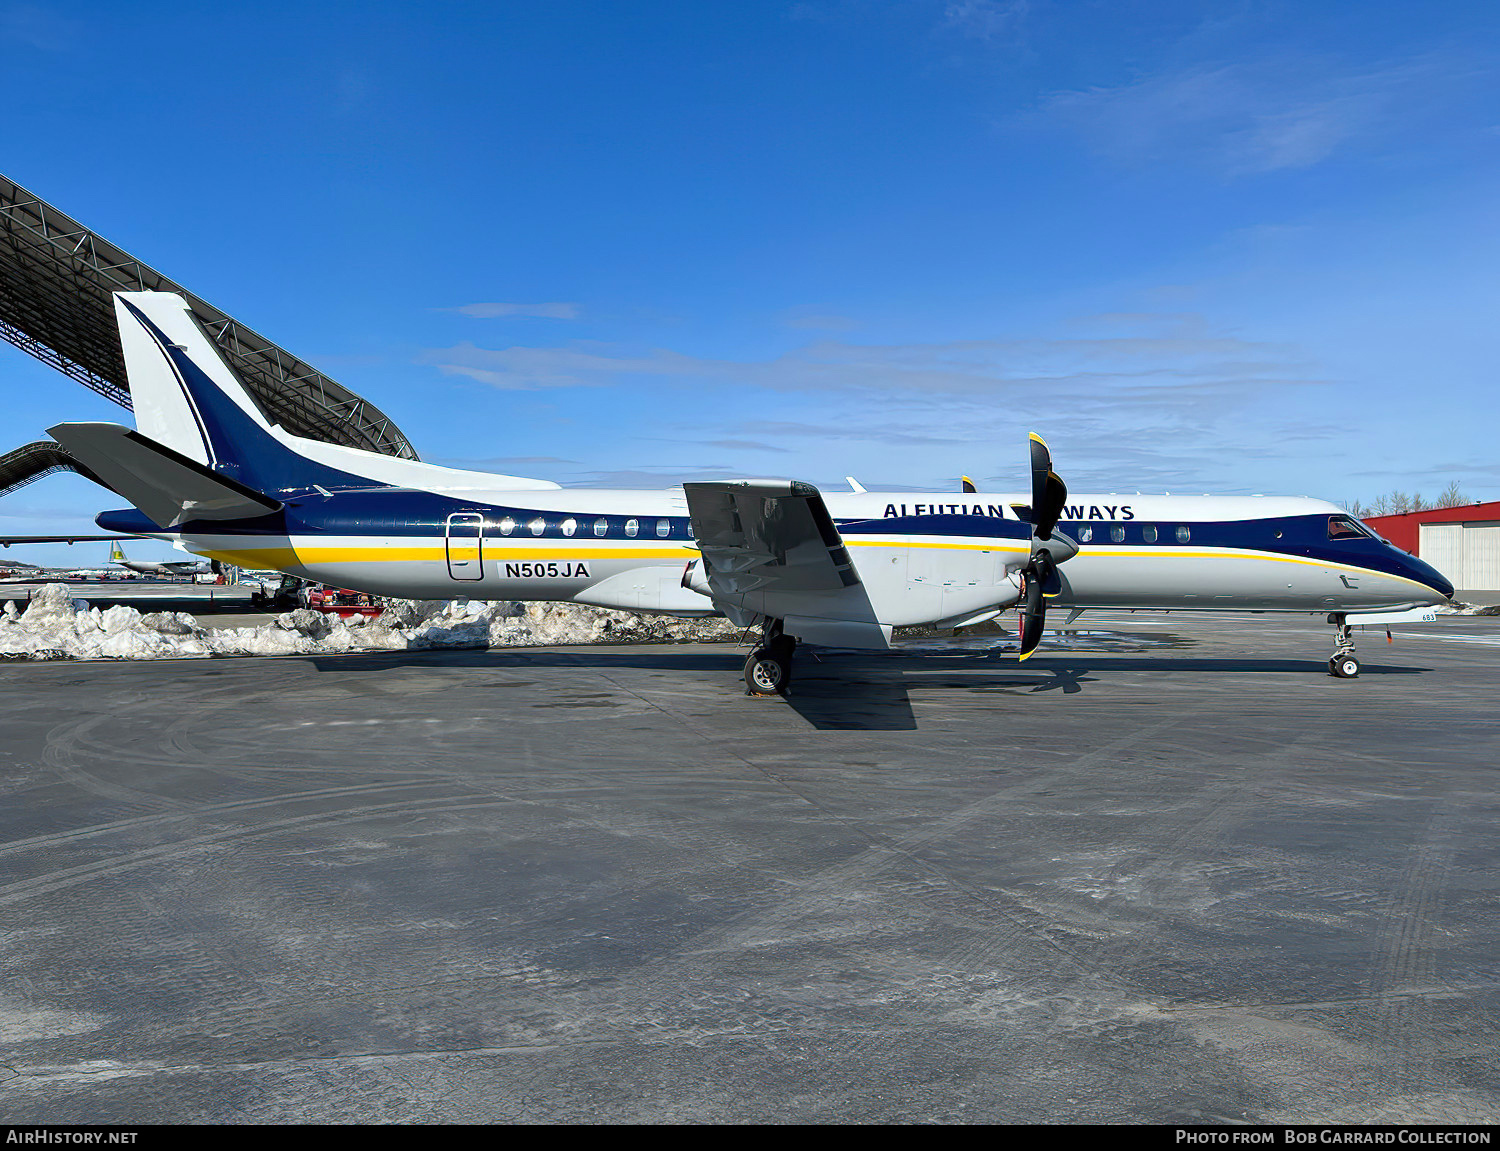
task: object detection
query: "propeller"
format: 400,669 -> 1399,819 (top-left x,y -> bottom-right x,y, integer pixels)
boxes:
1028,432 -> 1067,541
1016,433 -> 1078,661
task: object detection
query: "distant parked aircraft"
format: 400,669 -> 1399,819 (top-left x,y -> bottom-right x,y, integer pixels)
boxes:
108,541 -> 209,578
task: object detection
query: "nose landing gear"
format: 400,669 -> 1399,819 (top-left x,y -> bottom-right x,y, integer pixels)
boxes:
1328,614 -> 1360,678
744,619 -> 797,696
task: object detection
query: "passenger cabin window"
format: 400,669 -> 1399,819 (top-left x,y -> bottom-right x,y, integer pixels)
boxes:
1328,516 -> 1371,540
561,518 -> 577,537
1142,525 -> 1158,543
498,516 -> 515,536
594,517 -> 608,537
1077,526 -> 1093,543
625,518 -> 639,538
656,519 -> 671,538
1176,525 -> 1191,543
528,517 -> 546,536
1110,525 -> 1125,542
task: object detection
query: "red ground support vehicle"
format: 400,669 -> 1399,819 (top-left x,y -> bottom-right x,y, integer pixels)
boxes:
302,585 -> 383,619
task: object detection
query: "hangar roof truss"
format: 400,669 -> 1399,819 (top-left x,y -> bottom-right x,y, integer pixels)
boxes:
0,173 -> 417,460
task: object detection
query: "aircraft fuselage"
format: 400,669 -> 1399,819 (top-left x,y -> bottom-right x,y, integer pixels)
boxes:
100,486 -> 1453,624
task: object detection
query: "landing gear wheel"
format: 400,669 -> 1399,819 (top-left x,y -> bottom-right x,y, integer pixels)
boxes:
1326,615 -> 1360,679
744,648 -> 789,695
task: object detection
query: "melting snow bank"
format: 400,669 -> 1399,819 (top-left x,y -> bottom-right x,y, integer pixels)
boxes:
0,584 -> 740,662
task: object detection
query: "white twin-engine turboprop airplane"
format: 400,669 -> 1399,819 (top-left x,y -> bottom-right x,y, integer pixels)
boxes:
50,292 -> 1452,693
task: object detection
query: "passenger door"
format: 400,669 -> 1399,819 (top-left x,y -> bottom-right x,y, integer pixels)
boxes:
445,513 -> 485,581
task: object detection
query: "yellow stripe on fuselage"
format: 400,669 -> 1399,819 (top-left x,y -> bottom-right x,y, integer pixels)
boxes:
196,543 -> 695,567
843,539 -> 1437,593
195,536 -> 1433,595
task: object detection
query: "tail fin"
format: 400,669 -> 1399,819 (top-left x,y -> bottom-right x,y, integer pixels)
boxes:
110,541 -> 126,563
115,293 -> 274,464
113,290 -> 564,497
113,292 -> 360,496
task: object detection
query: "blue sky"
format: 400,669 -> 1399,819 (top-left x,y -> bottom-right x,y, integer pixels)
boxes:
2,0 -> 1497,566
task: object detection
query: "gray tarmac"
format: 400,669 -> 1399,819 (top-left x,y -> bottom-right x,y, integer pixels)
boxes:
0,612 -> 1497,1124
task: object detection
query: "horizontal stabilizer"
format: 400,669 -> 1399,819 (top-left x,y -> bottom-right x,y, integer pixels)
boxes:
48,422 -> 282,529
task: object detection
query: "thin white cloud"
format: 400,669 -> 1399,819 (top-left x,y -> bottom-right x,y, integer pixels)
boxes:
940,0 -> 1029,42
0,4 -> 81,51
565,465 -> 757,489
701,439 -> 793,453
1029,51 -> 1484,176
409,303 -> 1391,497
424,323 -> 1314,401
418,315 -> 1335,494
442,302 -> 581,320
436,363 -> 604,390
430,455 -> 579,468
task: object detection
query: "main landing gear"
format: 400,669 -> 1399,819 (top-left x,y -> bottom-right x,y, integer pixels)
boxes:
744,619 -> 797,696
1328,614 -> 1360,679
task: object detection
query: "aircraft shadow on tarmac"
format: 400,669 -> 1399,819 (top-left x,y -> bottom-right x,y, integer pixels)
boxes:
306,647 -> 1433,733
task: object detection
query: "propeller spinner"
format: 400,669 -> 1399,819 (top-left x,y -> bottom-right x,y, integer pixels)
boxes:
1017,433 -> 1078,661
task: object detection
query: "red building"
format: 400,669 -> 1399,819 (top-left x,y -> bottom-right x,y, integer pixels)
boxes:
1364,501 -> 1500,600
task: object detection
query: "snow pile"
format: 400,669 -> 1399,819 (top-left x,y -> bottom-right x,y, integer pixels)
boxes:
392,598 -> 738,649
0,584 -> 204,662
1442,602 -> 1500,617
0,584 -> 738,662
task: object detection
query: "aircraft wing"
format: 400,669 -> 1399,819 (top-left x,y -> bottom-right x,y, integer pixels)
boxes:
682,480 -> 890,649
682,479 -> 859,596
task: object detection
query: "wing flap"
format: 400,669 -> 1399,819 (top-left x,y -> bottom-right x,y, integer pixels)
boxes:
683,479 -> 859,596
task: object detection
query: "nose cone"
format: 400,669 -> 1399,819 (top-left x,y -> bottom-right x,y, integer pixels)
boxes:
1400,551 -> 1454,602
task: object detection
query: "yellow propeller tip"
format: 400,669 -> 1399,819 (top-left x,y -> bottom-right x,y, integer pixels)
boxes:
1028,431 -> 1048,447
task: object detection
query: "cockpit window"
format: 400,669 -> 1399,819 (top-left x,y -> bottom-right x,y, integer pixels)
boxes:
1328,516 -> 1372,540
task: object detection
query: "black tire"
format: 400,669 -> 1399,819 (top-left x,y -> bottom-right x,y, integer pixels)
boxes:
770,634 -> 796,690
744,649 -> 788,695
1333,655 -> 1360,679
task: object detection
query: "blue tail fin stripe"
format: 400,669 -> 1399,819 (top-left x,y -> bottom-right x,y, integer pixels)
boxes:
119,298 -> 369,496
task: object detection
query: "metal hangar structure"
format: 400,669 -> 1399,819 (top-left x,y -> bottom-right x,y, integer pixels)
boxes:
1366,501 -> 1500,604
0,171 -> 418,497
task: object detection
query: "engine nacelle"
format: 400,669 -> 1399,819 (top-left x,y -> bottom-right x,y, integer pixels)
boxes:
681,559 -> 712,597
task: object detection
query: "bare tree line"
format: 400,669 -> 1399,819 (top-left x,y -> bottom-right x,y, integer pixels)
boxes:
1343,481 -> 1469,518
